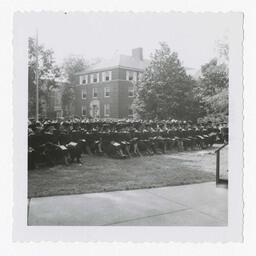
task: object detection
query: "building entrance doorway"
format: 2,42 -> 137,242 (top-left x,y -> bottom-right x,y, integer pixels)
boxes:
90,100 -> 100,118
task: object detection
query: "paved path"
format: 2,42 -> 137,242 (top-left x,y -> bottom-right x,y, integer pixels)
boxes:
28,182 -> 227,226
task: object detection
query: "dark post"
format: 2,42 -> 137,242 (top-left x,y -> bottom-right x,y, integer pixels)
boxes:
35,30 -> 39,121
216,150 -> 220,184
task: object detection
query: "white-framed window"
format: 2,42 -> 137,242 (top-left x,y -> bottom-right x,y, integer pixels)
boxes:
104,104 -> 110,117
54,91 -> 61,106
57,111 -> 62,118
128,85 -> 135,97
82,88 -> 87,99
126,71 -> 137,82
82,106 -> 86,116
102,71 -> 112,82
90,73 -> 99,83
80,75 -> 88,85
128,107 -> 134,117
104,87 -> 110,97
92,87 -> 98,98
138,72 -> 143,81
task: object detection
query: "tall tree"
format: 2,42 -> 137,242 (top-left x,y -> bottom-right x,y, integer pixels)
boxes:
61,55 -> 89,117
133,42 -> 201,121
196,58 -> 229,120
61,86 -> 75,117
28,37 -> 61,119
215,39 -> 229,64
62,55 -> 89,84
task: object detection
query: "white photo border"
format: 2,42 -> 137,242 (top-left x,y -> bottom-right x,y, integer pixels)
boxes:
12,11 -> 243,242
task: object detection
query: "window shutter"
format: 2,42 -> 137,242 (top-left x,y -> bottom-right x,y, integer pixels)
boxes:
82,88 -> 86,99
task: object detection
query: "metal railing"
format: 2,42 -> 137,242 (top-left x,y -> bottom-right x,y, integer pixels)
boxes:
215,143 -> 228,185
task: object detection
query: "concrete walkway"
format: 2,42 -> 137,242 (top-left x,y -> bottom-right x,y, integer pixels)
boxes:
28,182 -> 227,226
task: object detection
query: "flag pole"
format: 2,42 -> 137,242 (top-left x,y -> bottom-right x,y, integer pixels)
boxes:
35,30 -> 39,121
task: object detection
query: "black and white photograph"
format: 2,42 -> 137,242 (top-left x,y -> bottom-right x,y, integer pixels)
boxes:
12,12 -> 243,242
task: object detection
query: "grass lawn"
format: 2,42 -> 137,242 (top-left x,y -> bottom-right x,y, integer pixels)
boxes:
27,146 -> 226,198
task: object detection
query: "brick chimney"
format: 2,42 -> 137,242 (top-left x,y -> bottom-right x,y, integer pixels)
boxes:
132,47 -> 143,61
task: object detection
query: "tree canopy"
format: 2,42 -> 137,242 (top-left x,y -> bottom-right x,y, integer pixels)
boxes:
133,42 -> 201,121
62,55 -> 89,84
28,37 -> 61,118
61,55 -> 89,117
196,57 -> 229,122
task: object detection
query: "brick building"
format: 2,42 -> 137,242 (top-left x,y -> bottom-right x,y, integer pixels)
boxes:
47,81 -> 70,119
74,48 -> 150,119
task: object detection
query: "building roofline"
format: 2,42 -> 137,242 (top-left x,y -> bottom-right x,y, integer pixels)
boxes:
76,65 -> 147,76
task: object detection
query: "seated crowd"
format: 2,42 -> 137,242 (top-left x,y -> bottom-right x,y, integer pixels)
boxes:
28,118 -> 229,170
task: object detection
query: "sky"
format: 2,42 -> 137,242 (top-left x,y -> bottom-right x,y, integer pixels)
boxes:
21,12 -> 231,72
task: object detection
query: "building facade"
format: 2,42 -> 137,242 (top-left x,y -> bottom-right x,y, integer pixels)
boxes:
47,81 -> 71,119
74,48 -> 149,119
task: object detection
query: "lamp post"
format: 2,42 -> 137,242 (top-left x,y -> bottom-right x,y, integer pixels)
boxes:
35,30 -> 39,121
